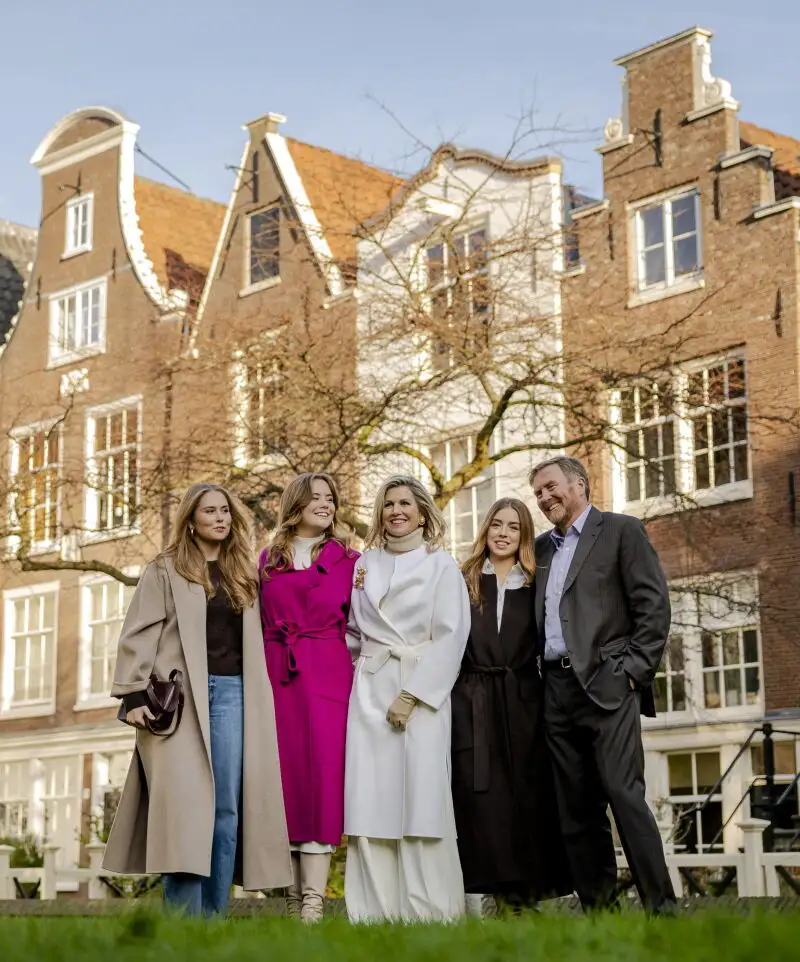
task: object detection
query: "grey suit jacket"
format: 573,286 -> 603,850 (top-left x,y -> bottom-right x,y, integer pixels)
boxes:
534,507 -> 670,718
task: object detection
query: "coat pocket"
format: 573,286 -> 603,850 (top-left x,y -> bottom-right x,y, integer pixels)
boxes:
598,637 -> 630,662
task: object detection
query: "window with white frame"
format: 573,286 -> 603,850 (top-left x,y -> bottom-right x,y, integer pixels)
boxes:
618,379 -> 678,502
655,574 -> 761,719
64,194 -> 93,256
234,349 -> 286,464
653,633 -> 687,714
667,750 -> 723,853
49,279 -> 106,365
687,356 -> 748,491
612,352 -> 749,509
80,577 -> 135,704
92,751 -> 132,841
0,760 -> 30,838
2,584 -> 58,714
430,436 -> 496,561
9,423 -> 61,550
426,227 -> 490,367
635,189 -> 701,291
246,206 -> 280,289
41,756 -> 82,870
85,400 -> 140,534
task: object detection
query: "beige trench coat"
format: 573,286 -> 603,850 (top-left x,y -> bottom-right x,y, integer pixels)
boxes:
103,557 -> 292,890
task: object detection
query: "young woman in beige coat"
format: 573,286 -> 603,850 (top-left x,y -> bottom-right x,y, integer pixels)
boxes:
103,483 -> 292,916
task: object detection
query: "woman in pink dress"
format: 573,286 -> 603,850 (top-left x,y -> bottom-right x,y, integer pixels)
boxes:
259,472 -> 358,922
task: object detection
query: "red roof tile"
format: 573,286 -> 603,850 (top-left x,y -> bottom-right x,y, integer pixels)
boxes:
285,139 -> 402,266
134,177 -> 226,301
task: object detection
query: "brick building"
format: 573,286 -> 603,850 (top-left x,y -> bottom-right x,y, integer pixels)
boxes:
563,27 -> 800,852
0,105 -> 401,882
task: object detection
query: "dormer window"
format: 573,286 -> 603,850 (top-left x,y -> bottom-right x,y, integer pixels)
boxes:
65,194 -> 93,257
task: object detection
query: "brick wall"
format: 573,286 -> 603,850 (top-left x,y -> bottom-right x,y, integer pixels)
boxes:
562,30 -> 800,712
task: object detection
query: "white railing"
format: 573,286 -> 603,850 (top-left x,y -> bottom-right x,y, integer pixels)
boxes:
1,818 -> 798,902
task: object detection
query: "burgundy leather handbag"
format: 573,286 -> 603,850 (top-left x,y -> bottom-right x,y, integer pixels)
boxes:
117,669 -> 184,737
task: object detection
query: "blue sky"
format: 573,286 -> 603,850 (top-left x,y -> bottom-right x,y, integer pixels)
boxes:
2,1 -> 798,226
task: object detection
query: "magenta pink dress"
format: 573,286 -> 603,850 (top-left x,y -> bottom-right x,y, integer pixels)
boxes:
259,540 -> 359,846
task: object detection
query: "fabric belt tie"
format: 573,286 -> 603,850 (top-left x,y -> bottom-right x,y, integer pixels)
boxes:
360,639 -> 431,689
264,621 -> 343,685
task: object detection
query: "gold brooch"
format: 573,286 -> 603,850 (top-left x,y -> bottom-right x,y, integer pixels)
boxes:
354,566 -> 366,590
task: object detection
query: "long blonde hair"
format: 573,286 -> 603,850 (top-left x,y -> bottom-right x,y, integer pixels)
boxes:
261,472 -> 351,579
461,498 -> 536,606
160,482 -> 258,610
363,475 -> 446,551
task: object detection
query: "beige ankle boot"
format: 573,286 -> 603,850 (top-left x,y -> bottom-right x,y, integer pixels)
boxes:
285,852 -> 302,918
300,853 -> 330,923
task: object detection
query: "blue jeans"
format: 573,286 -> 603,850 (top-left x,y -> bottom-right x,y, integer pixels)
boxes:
163,674 -> 244,918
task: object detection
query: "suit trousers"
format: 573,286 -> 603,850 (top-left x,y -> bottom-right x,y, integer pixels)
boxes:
543,664 -> 675,913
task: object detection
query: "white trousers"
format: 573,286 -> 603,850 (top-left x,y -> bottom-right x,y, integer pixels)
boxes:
345,836 -> 465,923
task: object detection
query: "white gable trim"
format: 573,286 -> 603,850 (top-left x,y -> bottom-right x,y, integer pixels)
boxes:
117,129 -> 183,314
193,139 -> 250,335
264,131 -> 345,298
29,105 -> 180,315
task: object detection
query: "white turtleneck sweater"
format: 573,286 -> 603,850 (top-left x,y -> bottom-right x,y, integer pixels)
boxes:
292,534 -> 325,570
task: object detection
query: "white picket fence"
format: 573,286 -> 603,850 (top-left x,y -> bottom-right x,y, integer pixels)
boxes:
0,818 -> 798,901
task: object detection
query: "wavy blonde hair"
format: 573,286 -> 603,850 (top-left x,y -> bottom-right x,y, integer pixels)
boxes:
363,475 -> 446,551
159,482 -> 258,610
461,498 -> 536,606
261,472 -> 352,579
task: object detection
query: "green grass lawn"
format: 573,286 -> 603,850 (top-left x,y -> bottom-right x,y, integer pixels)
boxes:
0,909 -> 799,962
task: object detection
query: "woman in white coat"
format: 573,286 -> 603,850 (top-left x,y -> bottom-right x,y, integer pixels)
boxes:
344,475 -> 470,922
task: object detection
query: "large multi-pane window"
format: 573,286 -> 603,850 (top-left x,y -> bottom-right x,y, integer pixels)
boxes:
0,761 -> 30,838
49,279 -> 105,365
41,756 -> 82,870
618,380 -> 678,502
687,357 -> 748,491
613,352 -> 749,509
430,436 -> 496,561
246,206 -> 280,289
0,754 -> 83,870
667,751 -> 723,853
1,585 -> 58,715
652,634 -> 687,714
9,424 -> 61,549
85,401 -> 140,535
652,574 -> 761,720
80,578 -> 135,704
635,190 -> 701,291
234,350 -> 286,464
426,227 -> 490,366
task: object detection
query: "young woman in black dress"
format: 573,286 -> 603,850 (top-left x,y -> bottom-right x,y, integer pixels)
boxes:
452,498 -> 571,915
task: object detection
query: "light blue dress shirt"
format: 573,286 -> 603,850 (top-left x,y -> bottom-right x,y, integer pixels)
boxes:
543,504 -> 593,662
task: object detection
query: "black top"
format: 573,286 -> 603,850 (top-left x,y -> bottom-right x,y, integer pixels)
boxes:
121,561 -> 243,712
205,561 -> 244,677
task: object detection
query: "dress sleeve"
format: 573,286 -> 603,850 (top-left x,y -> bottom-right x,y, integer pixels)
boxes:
110,562 -> 168,698
403,556 -> 470,711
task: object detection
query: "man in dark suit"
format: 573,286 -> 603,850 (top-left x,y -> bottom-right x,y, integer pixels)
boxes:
530,455 -> 676,914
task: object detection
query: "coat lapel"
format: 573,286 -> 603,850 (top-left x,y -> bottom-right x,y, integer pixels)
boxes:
480,574 -> 506,665
165,559 -> 212,770
361,549 -> 405,642
534,535 -> 555,638
562,507 -> 604,596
